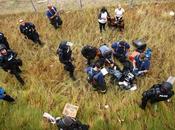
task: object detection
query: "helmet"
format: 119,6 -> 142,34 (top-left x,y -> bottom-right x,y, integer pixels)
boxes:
0,32 -> 4,40
0,44 -> 6,50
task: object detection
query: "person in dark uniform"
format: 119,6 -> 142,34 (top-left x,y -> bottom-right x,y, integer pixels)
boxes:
0,44 -> 24,85
140,76 -> 175,110
19,19 -> 42,45
0,87 -> 15,102
57,41 -> 76,80
0,32 -> 10,50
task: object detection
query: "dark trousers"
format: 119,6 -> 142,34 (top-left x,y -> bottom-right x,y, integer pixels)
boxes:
99,22 -> 106,33
63,61 -> 75,77
50,16 -> 62,29
3,95 -> 15,102
3,59 -> 25,85
27,32 -> 41,45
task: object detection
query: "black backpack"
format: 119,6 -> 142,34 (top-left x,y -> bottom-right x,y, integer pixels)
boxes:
81,45 -> 97,59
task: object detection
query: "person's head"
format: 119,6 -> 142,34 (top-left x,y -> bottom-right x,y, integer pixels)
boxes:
139,53 -> 146,61
0,44 -> 7,55
101,7 -> 107,13
118,4 -> 122,9
47,4 -> 52,10
19,19 -> 25,25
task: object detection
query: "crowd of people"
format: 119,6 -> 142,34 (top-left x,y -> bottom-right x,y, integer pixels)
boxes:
0,3 -> 174,130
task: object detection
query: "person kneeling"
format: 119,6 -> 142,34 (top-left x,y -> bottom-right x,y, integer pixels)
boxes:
140,76 -> 175,110
86,63 -> 107,94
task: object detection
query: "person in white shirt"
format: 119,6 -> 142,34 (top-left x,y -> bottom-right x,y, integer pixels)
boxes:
98,7 -> 110,33
115,4 -> 125,21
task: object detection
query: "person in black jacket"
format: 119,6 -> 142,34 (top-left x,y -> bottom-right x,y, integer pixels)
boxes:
0,32 -> 10,50
19,19 -> 42,45
81,45 -> 97,65
57,41 -> 76,80
0,44 -> 24,85
140,76 -> 175,110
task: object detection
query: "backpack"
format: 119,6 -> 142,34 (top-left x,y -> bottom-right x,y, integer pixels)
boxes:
81,45 -> 97,59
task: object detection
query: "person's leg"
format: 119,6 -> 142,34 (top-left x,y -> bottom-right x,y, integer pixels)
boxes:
11,69 -> 25,85
140,94 -> 149,110
3,94 -> 15,102
103,23 -> 106,31
64,62 -> 76,80
99,22 -> 103,33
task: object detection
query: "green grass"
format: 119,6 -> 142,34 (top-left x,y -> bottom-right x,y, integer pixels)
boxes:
0,2 -> 175,130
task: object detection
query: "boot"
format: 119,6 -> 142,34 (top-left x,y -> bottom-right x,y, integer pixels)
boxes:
69,72 -> 76,81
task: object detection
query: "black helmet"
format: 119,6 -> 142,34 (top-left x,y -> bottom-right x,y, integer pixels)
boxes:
0,44 -> 6,50
0,32 -> 4,40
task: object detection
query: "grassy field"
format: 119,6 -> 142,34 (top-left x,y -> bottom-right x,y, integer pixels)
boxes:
0,1 -> 175,130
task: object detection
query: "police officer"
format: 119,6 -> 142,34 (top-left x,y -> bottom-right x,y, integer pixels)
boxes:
0,44 -> 24,85
111,41 -> 130,63
0,32 -> 10,50
140,77 -> 175,110
56,116 -> 89,130
19,19 -> 42,45
0,87 -> 15,102
86,63 -> 107,93
57,41 -> 76,80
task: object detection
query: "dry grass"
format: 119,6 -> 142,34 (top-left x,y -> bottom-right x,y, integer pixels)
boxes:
0,2 -> 175,130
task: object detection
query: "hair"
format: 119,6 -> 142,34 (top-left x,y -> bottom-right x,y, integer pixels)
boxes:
101,7 -> 107,13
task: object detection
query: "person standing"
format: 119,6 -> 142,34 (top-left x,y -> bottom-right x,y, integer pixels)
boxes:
98,7 -> 110,33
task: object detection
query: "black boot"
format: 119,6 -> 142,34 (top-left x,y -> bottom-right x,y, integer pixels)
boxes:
3,95 -> 15,102
69,72 -> 76,81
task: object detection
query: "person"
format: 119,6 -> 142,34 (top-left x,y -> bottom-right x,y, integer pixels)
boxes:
46,4 -> 62,29
0,32 -> 10,50
98,7 -> 110,33
132,53 -> 151,76
115,4 -> 125,22
43,113 -> 89,130
81,45 -> 98,65
140,76 -> 175,110
111,41 -> 130,63
19,19 -> 42,45
85,63 -> 107,93
0,87 -> 15,102
132,40 -> 147,53
97,44 -> 113,67
57,41 -> 76,80
0,44 -> 24,85
114,4 -> 125,32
